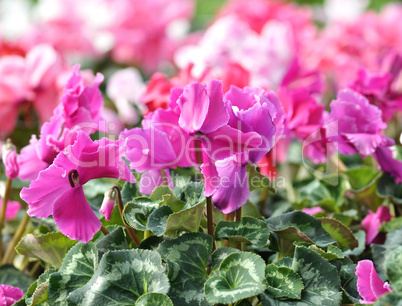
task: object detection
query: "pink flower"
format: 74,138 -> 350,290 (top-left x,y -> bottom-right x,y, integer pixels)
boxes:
0,200 -> 21,220
328,89 -> 388,158
2,140 -> 19,179
100,189 -> 116,221
139,169 -> 174,195
20,132 -> 135,242
0,284 -> 23,306
362,206 -> 392,245
301,207 -> 324,215
328,89 -> 402,183
355,260 -> 392,304
18,65 -> 105,181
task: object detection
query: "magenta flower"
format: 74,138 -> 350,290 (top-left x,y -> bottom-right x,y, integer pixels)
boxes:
139,169 -> 174,195
18,65 -> 105,181
328,89 -> 388,158
177,80 -> 262,161
0,284 -> 23,306
2,140 -> 19,179
355,260 -> 392,304
362,206 -> 392,245
100,189 -> 116,221
20,132 -> 135,242
0,199 -> 21,220
328,89 -> 402,183
202,86 -> 279,214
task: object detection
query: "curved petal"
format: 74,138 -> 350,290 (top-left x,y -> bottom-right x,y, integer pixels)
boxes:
200,80 -> 228,134
52,186 -> 101,243
212,158 -> 249,214
344,133 -> 386,158
178,82 -> 209,134
356,260 -> 377,303
21,165 -> 70,219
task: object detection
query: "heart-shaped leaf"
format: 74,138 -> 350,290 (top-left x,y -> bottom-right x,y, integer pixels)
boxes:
157,233 -> 212,306
320,217 -> 358,250
205,252 -> 267,304
135,293 -> 173,306
15,232 -> 77,269
265,264 -> 304,300
215,217 -> 270,248
385,246 -> 402,292
68,249 -> 169,305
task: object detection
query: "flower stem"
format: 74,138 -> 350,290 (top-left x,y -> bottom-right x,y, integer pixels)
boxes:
195,140 -> 216,251
0,178 -> 12,262
113,186 -> 140,246
160,168 -> 168,186
100,225 -> 109,236
2,213 -> 29,265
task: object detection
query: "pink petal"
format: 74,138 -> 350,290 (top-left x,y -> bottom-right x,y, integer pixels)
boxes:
200,80 -> 228,134
212,157 -> 250,214
356,260 -> 377,303
139,169 -> 174,194
178,82 -> 209,134
122,128 -> 177,172
376,206 -> 392,223
4,200 -> 21,220
0,284 -> 23,306
52,186 -> 101,243
21,165 -> 71,219
374,146 -> 402,184
200,151 -> 219,197
362,213 -> 381,245
204,125 -> 262,162
344,133 -> 386,158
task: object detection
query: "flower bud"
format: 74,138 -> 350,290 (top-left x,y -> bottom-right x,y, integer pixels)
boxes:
2,139 -> 19,179
100,189 -> 116,221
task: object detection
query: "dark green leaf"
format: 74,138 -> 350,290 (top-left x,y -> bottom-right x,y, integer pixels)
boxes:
205,252 -> 267,304
265,264 -> 304,300
215,217 -> 270,247
0,265 -> 34,293
96,226 -> 129,258
377,173 -> 402,204
385,246 -> 402,292
320,217 -> 358,250
135,293 -> 173,306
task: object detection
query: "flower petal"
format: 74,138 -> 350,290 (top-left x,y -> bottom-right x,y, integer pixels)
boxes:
52,186 -> 101,243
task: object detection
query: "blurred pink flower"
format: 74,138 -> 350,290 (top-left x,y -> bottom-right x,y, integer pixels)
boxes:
362,206 -> 392,245
0,199 -> 21,220
355,260 -> 392,304
301,207 -> 324,215
2,140 -> 19,179
0,284 -> 23,306
20,131 -> 135,242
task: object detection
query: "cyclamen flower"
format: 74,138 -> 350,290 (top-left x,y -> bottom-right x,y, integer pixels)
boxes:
202,86 -> 279,213
355,260 -> 392,304
328,89 -> 402,183
20,132 -> 135,242
0,284 -> 23,306
0,199 -> 21,220
2,140 -> 19,179
18,65 -> 105,181
362,206 -> 392,245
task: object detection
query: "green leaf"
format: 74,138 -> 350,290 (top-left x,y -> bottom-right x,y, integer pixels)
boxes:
15,232 -> 77,269
135,293 -> 173,306
372,227 -> 402,280
247,165 -> 275,193
380,217 -> 402,233
385,246 -> 402,292
205,252 -> 267,304
374,292 -> 402,306
344,167 -> 381,190
25,269 -> 56,306
261,246 -> 342,305
0,265 -> 34,293
48,242 -> 98,305
298,180 -> 337,212
320,217 -> 358,250
147,205 -> 174,236
265,211 -> 335,256
123,196 -> 161,231
211,247 -> 240,272
265,264 -> 304,300
68,249 -> 169,305
377,173 -> 402,204
215,217 -> 270,247
150,185 -> 185,212
121,181 -> 140,204
179,182 -> 206,208
139,236 -> 166,251
96,226 -> 129,258
331,257 -> 361,303
157,233 -> 212,306
308,244 -> 344,261
344,230 -> 366,256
